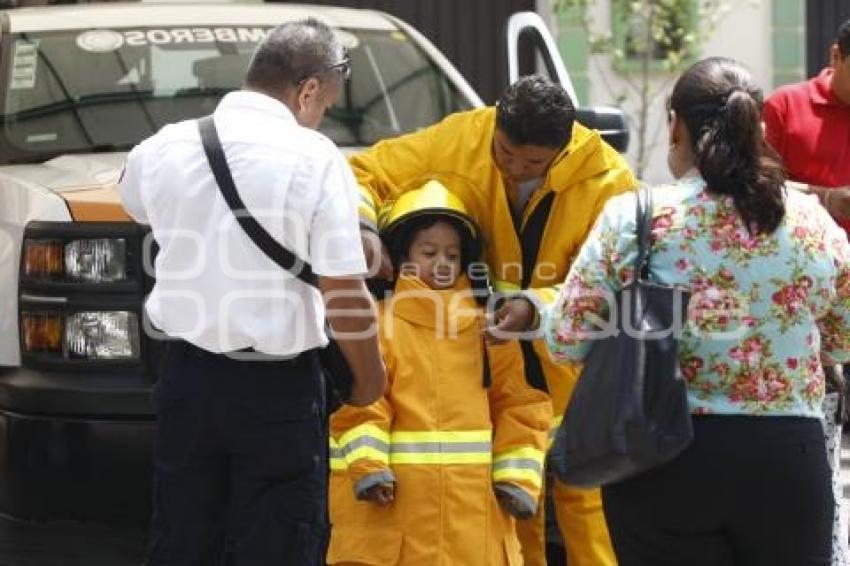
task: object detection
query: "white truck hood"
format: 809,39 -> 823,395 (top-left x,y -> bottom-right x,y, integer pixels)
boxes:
2,153 -> 126,191
1,153 -> 129,221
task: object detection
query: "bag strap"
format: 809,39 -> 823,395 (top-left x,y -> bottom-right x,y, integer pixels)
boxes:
634,185 -> 653,281
197,115 -> 319,289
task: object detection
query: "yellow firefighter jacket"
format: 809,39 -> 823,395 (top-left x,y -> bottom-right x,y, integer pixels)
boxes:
326,275 -> 553,565
350,106 -> 636,415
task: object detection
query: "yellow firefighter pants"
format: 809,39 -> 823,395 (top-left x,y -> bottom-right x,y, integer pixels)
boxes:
517,352 -> 617,566
516,477 -> 616,566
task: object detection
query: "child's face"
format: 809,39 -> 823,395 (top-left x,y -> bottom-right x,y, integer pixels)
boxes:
401,220 -> 462,290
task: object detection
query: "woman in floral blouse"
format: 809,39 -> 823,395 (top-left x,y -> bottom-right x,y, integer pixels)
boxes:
544,57 -> 850,566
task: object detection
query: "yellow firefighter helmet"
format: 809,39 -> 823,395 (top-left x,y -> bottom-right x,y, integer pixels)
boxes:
379,179 -> 479,246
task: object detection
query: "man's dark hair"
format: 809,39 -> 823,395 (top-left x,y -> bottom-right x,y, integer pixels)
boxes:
837,18 -> 850,58
495,75 -> 575,148
244,18 -> 344,93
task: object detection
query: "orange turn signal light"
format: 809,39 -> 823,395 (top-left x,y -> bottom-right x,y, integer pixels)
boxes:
21,311 -> 62,354
23,239 -> 64,280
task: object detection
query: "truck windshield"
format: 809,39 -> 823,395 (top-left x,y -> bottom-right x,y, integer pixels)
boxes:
0,26 -> 472,164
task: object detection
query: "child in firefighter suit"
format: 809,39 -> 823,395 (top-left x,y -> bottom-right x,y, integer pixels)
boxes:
326,180 -> 553,565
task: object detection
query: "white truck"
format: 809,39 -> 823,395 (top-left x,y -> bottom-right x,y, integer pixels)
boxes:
0,2 -> 626,563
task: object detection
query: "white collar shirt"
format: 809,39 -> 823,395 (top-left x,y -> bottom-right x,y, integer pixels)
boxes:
119,90 -> 366,355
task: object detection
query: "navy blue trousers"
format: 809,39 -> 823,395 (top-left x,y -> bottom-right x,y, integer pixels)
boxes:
602,415 -> 833,566
146,340 -> 327,566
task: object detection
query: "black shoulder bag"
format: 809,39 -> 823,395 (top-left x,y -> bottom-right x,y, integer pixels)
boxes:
549,185 -> 693,487
197,116 -> 354,408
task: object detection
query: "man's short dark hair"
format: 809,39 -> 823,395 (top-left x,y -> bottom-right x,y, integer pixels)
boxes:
838,18 -> 850,58
244,18 -> 344,93
495,75 -> 575,148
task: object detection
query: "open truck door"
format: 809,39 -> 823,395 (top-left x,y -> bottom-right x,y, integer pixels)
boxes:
506,11 -> 630,153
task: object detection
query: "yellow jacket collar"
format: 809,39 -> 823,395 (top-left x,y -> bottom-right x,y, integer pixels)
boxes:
484,106 -> 611,193
387,275 -> 480,332
546,122 -> 610,191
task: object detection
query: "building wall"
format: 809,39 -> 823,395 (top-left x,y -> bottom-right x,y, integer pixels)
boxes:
773,0 -> 806,87
545,1 -> 787,184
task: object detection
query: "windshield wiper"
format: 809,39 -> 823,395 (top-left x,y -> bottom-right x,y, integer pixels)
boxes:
170,86 -> 234,98
1,90 -> 154,121
74,90 -> 155,104
75,90 -> 159,134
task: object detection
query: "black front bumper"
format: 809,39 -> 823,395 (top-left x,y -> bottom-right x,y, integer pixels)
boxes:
0,513 -> 147,566
0,367 -> 154,526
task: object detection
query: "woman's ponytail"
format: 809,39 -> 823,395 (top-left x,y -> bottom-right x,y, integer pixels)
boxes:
672,58 -> 785,234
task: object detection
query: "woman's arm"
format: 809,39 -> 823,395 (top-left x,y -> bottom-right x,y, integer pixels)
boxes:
543,191 -> 637,362
816,207 -> 850,365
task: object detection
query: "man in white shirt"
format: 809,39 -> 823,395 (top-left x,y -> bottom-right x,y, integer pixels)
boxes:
119,19 -> 386,566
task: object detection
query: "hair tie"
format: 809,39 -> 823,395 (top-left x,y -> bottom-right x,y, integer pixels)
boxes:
721,88 -> 750,110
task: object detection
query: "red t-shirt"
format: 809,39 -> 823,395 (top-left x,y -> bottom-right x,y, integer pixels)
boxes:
764,68 -> 850,231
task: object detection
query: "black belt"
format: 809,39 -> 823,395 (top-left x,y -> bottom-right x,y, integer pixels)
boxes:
172,339 -> 312,365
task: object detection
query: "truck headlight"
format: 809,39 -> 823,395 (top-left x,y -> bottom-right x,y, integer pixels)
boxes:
65,311 -> 140,360
65,239 -> 127,282
22,237 -> 128,282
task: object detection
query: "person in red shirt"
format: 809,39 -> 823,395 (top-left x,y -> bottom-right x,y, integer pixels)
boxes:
764,18 -> 850,566
764,18 -> 850,230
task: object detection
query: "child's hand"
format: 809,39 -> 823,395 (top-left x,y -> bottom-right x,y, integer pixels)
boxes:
494,485 -> 534,520
362,482 -> 395,506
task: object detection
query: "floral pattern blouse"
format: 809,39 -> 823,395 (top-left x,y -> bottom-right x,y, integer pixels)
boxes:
544,174 -> 850,418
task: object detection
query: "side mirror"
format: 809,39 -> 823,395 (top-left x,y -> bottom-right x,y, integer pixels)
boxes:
575,106 -> 630,153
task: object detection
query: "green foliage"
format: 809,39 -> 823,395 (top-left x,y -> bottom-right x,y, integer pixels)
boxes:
554,0 -> 736,177
557,0 -> 729,73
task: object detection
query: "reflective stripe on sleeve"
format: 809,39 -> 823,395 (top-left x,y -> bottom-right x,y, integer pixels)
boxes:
358,192 -> 378,229
329,438 -> 347,471
337,424 -> 390,465
548,415 -> 564,447
492,446 -> 545,488
492,280 -> 521,293
493,467 -> 543,488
